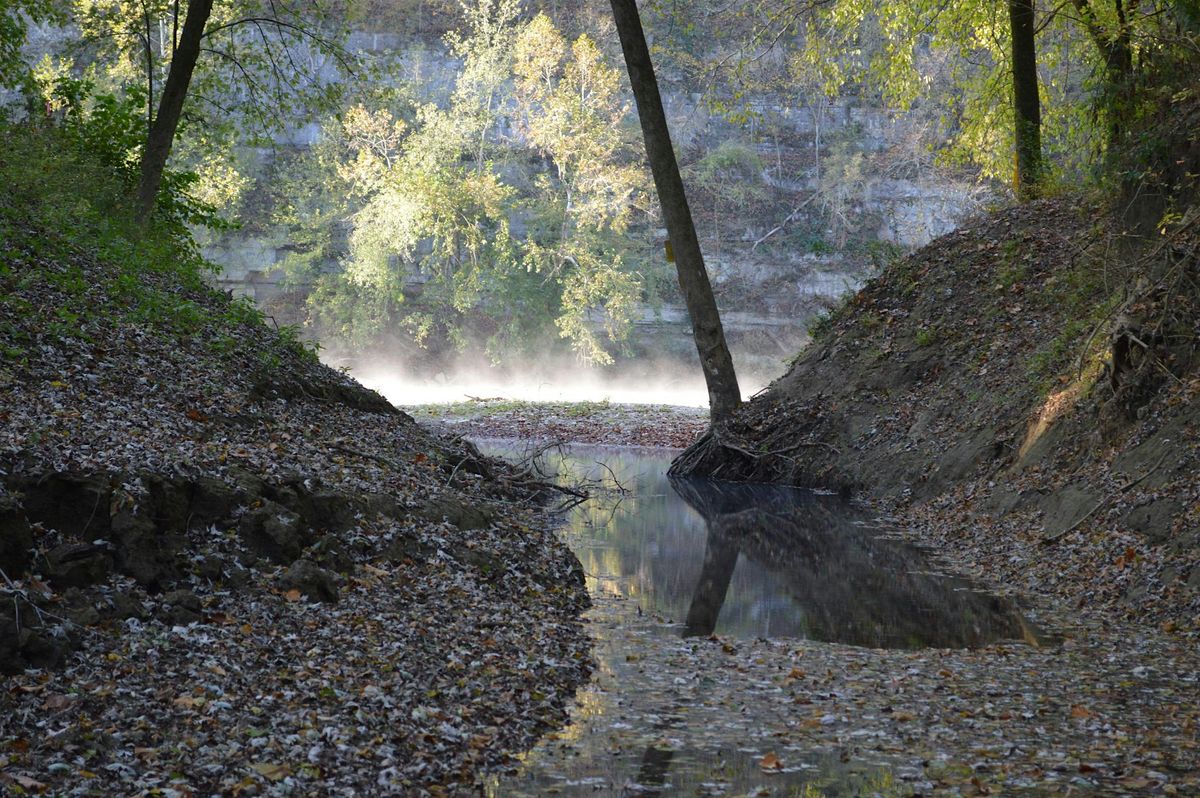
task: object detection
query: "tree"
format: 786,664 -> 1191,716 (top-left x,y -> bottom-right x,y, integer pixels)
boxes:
513,13 -> 648,364
135,0 -> 212,222
609,0 -> 742,422
64,0 -> 355,223
1009,0 -> 1043,198
280,8 -> 656,366
0,0 -> 59,90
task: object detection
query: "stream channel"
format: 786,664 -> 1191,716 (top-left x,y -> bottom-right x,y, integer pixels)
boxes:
477,442 -> 1054,797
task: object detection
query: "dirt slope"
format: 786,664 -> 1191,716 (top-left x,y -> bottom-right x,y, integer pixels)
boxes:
0,200 -> 591,794
674,197 -> 1200,633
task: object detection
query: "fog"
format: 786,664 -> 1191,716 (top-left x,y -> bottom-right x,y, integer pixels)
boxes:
341,356 -> 768,408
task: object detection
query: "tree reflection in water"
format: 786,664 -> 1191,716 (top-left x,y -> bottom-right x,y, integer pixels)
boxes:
672,477 -> 1046,649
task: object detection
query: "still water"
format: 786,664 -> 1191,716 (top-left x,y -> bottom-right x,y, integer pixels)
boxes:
478,443 -> 1048,796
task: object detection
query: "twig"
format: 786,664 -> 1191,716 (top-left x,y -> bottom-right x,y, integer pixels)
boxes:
593,460 -> 630,495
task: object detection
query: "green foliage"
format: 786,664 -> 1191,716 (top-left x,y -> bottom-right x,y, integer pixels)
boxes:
278,8 -> 658,367
652,0 -> 1200,196
0,0 -> 60,90
0,119 -> 316,366
26,0 -> 360,223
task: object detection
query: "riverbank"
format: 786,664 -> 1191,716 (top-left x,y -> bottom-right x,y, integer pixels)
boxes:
458,442 -> 1200,796
0,166 -> 591,794
668,196 -> 1200,641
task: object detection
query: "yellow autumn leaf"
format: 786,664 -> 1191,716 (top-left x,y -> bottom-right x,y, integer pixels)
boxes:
251,762 -> 291,781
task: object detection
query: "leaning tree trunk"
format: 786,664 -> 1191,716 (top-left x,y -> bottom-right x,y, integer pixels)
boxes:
135,0 -> 214,224
609,0 -> 742,422
1009,0 -> 1043,199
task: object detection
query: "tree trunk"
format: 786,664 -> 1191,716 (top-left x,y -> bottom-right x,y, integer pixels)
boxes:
135,0 -> 214,224
1009,0 -> 1043,199
1070,0 -> 1135,151
609,0 -> 742,422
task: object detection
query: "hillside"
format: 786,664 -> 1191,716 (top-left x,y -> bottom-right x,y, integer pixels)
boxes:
0,126 -> 590,794
673,193 -> 1200,635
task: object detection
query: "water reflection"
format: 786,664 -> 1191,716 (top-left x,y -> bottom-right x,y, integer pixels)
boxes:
672,477 -> 1036,648
477,442 -> 1052,797
480,441 -> 1038,648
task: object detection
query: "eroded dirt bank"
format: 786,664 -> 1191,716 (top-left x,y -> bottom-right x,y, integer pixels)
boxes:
0,210 -> 590,795
671,197 -> 1200,636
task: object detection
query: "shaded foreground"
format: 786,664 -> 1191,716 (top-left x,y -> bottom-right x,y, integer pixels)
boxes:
0,205 -> 590,794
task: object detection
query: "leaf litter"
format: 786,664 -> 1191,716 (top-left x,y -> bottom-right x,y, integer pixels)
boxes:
0,220 -> 592,795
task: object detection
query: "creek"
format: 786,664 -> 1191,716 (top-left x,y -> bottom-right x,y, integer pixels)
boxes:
479,443 -> 1053,797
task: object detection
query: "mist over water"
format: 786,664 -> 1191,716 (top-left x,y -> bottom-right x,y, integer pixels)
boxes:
332,351 -> 768,408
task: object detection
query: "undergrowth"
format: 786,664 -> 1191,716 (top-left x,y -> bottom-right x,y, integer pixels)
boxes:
0,112 -> 318,367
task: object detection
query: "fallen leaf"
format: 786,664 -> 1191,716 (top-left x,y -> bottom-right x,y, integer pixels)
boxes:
284,589 -> 302,602
42,694 -> 72,710
13,773 -> 47,790
759,751 -> 784,772
251,762 -> 291,781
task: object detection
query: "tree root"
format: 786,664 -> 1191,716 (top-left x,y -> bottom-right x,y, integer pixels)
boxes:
669,424 -> 840,483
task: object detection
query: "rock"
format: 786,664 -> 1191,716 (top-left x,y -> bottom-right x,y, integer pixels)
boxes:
418,496 -> 493,530
309,534 -> 355,573
307,491 -> 362,533
280,559 -> 339,604
0,606 -> 69,674
102,591 -> 147,621
381,535 -> 434,565
161,589 -> 203,625
1038,485 -> 1102,537
363,493 -> 402,519
0,614 -> 24,675
225,468 -> 267,502
140,474 -> 191,536
453,547 -> 505,581
110,509 -> 182,589
1122,498 -> 1183,544
239,502 -> 310,564
62,588 -> 101,627
17,472 -> 112,538
977,487 -> 1024,518
44,542 -> 112,589
224,564 -> 252,590
67,604 -> 101,627
0,497 -> 33,575
194,554 -> 226,582
189,476 -> 240,526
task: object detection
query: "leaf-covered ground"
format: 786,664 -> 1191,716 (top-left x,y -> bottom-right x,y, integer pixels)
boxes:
0,203 -> 592,795
411,398 -> 709,449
